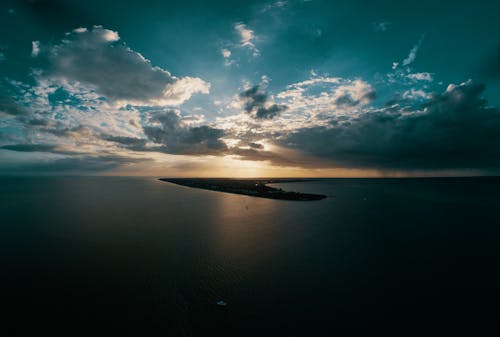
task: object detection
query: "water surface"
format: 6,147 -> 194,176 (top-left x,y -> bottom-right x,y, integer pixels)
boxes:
1,177 -> 499,336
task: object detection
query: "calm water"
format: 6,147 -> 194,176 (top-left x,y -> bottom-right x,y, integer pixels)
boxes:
1,177 -> 499,336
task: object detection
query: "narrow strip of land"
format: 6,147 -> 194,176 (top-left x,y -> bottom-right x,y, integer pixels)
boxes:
159,178 -> 327,201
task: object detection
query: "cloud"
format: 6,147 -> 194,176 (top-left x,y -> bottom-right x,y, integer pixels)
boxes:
100,29 -> 120,42
239,85 -> 288,119
373,21 -> 391,32
235,23 -> 259,56
402,36 -> 424,67
3,20 -> 498,176
1,144 -> 56,152
276,77 -> 376,119
335,87 -> 376,107
221,48 -> 231,58
407,72 -> 433,81
0,95 -> 29,116
0,153 -> 149,175
221,48 -> 234,66
31,41 -> 40,57
228,147 -> 292,165
402,88 -> 429,99
248,142 -> 264,149
277,80 -> 500,170
262,1 -> 288,12
73,27 -> 88,33
143,110 -> 227,155
43,26 -> 210,106
26,118 -> 49,126
102,135 -> 148,150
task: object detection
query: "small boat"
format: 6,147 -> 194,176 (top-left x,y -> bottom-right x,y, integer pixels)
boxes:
216,300 -> 228,307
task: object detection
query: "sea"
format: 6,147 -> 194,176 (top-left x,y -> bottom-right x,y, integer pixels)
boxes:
1,176 -> 499,336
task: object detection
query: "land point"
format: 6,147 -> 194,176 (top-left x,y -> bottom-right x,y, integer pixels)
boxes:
160,178 -> 327,201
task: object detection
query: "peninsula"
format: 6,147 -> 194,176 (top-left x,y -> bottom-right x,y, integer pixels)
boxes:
159,178 -> 327,201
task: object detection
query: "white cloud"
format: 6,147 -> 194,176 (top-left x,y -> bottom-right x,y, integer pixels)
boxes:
221,48 -> 231,58
373,21 -> 391,32
235,23 -> 259,56
43,26 -> 209,107
214,76 -> 380,156
262,1 -> 288,12
31,41 -> 40,57
235,23 -> 254,48
160,77 -> 211,106
73,27 -> 88,33
276,76 -> 376,123
283,76 -> 341,89
261,74 -> 270,86
407,72 -> 433,81
446,80 -> 472,93
4,76 -> 147,158
403,36 -> 424,67
101,29 -> 120,42
403,88 -> 429,99
446,84 -> 457,92
221,48 -> 235,66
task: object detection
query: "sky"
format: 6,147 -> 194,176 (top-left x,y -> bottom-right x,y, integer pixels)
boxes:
1,0 -> 500,177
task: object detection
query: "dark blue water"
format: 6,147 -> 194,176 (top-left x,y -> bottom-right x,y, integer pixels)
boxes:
1,177 -> 499,336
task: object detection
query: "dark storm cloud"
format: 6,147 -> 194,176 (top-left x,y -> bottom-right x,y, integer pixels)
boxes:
0,142 -> 89,156
0,95 -> 29,116
0,144 -> 56,152
228,146 -> 335,169
256,104 -> 287,119
0,153 -> 149,175
143,110 -> 227,155
229,147 -> 297,166
0,91 -> 51,127
248,142 -> 264,149
334,94 -> 358,107
279,81 -> 500,170
102,135 -> 162,152
335,90 -> 376,107
26,118 -> 49,126
45,125 -> 94,139
239,85 -> 288,119
103,135 -> 147,147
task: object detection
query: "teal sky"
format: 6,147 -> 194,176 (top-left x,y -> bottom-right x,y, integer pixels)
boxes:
1,0 -> 500,176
